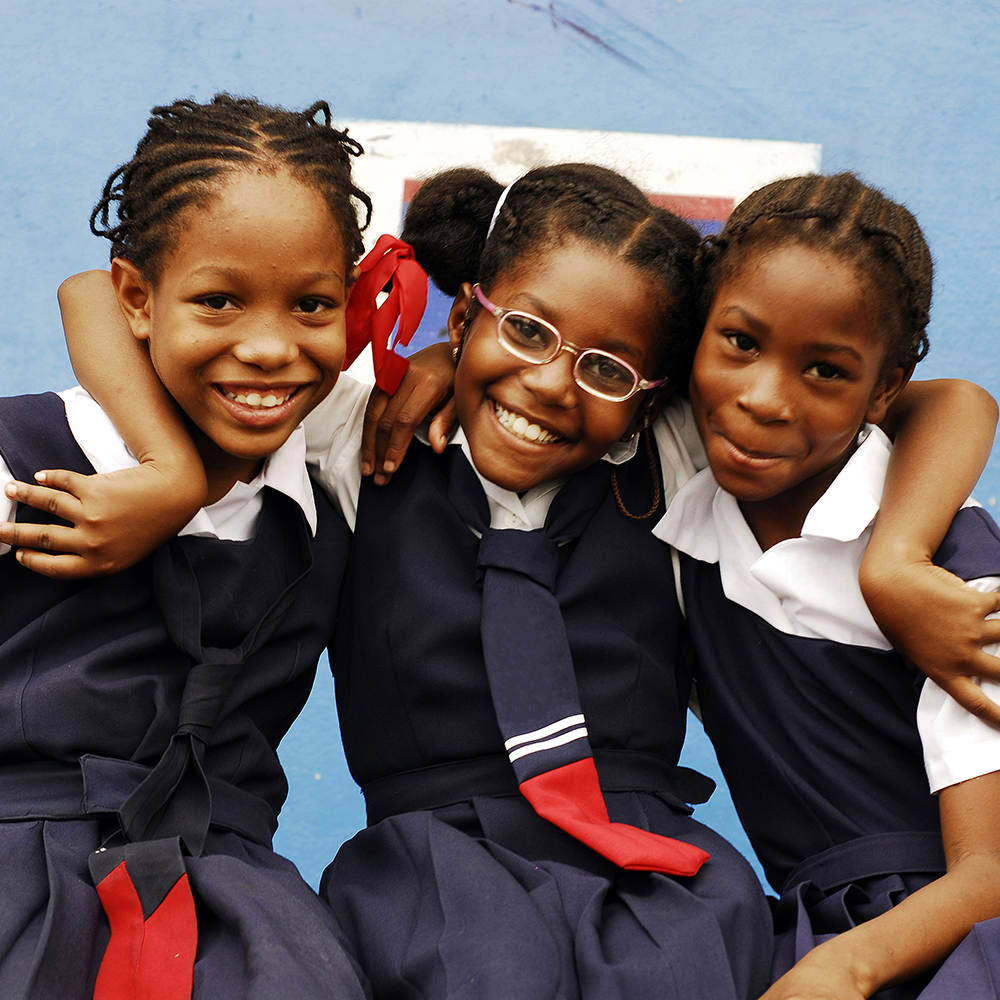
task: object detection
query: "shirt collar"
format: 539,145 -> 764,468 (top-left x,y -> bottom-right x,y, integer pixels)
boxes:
800,425 -> 888,542
654,424 -> 890,559
184,424 -> 318,537
413,423 -> 640,531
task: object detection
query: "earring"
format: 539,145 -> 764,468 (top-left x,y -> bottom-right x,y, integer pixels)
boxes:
451,345 -> 460,363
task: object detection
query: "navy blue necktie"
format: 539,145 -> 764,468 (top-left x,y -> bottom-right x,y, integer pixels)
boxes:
447,450 -> 709,877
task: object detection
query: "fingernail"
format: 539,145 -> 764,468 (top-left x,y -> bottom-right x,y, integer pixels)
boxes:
360,462 -> 372,476
374,474 -> 387,486
382,460 -> 396,474
35,471 -> 47,483
4,483 -> 15,498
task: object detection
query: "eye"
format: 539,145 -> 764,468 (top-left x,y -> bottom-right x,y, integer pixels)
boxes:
723,331 -> 758,354
807,361 -> 847,380
501,313 -> 553,352
577,352 -> 635,395
199,294 -> 233,311
296,297 -> 336,315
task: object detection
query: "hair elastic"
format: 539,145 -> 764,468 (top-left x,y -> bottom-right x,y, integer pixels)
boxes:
486,179 -> 518,240
343,234 -> 429,395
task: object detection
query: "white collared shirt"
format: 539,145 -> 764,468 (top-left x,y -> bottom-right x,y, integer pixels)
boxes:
304,376 -> 707,532
654,425 -> 1000,794
0,386 -> 318,556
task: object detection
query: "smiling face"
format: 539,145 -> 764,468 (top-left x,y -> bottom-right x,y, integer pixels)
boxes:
691,242 -> 908,543
449,240 -> 667,492
114,169 -> 350,499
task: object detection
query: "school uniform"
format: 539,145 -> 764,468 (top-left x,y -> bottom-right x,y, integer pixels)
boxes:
0,389 -> 368,1000
656,425 -> 1000,1000
305,391 -> 772,1000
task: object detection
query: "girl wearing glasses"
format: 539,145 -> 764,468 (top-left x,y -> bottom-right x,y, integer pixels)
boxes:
21,163 -> 999,1000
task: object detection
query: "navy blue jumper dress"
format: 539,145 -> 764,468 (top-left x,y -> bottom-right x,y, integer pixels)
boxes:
678,506 -> 1000,1000
323,441 -> 772,1000
0,393 -> 368,1000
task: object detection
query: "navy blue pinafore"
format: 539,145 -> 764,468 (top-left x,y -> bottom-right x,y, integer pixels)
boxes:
0,394 -> 368,1000
323,442 -> 772,1000
680,506 -> 1000,999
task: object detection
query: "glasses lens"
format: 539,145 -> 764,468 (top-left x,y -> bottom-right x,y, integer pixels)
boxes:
498,312 -> 558,359
576,352 -> 638,400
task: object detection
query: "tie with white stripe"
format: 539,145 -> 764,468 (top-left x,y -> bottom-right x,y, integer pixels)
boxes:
448,450 -> 709,878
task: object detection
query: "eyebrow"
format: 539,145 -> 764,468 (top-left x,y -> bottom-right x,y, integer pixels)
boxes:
186,266 -> 346,285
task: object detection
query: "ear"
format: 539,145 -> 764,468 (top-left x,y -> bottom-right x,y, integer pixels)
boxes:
865,364 -> 913,426
447,282 -> 476,359
110,258 -> 154,342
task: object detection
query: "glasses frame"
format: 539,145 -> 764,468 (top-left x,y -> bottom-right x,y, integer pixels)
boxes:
472,284 -> 668,403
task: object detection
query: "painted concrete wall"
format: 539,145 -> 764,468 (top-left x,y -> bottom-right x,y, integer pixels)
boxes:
3,0 -> 999,889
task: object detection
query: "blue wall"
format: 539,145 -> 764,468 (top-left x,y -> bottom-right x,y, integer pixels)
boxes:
3,0 -> 999,888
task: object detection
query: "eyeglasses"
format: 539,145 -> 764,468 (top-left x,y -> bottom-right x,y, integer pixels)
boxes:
472,284 -> 668,402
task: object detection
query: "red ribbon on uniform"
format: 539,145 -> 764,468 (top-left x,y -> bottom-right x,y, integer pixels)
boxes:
343,235 -> 429,395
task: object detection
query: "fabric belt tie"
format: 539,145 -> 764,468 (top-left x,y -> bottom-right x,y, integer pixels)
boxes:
448,449 -> 710,878
90,502 -> 311,1000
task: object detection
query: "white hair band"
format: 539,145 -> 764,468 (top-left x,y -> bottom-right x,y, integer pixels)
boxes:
486,179 -> 518,240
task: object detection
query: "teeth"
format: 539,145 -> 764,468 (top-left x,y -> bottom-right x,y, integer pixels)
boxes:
223,389 -> 292,409
494,401 -> 559,444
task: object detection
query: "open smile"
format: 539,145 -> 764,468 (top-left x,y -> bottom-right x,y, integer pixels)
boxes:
491,399 -> 565,445
215,384 -> 308,426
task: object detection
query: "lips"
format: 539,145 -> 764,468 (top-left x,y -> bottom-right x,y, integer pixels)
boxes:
213,383 -> 310,428
717,429 -> 791,467
491,399 -> 565,444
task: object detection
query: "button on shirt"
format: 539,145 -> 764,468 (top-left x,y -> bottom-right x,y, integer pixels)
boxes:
655,424 -> 1000,795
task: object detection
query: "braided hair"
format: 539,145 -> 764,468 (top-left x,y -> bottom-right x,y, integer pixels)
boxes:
401,164 -> 701,388
91,93 -> 372,283
697,172 -> 932,371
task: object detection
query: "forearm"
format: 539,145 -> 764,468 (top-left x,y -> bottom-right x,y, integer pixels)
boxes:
59,270 -> 206,503
783,854 -> 1000,997
866,378 -> 996,574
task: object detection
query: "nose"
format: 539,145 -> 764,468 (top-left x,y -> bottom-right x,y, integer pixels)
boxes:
519,346 -> 579,407
736,361 -> 794,423
231,317 -> 299,371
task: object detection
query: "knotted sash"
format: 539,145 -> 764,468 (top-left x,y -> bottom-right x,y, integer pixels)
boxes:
89,493 -> 314,1000
446,450 -> 710,877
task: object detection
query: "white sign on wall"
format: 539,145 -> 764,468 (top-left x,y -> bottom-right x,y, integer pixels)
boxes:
340,119 -> 821,364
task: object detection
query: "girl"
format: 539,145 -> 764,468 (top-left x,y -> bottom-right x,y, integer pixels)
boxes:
655,172 -> 1000,999
16,167 -> 999,997
0,94 -> 376,1000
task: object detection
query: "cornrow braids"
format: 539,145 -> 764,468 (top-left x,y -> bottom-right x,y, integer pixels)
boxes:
401,163 -> 701,388
91,93 -> 372,283
697,172 -> 932,370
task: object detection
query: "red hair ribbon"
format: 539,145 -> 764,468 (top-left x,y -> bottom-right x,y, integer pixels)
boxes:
343,234 -> 428,395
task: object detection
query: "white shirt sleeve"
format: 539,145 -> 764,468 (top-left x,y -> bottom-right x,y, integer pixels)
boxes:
302,375 -> 371,531
917,575 -> 1000,793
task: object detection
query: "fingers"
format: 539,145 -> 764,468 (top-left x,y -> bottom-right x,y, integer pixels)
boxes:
9,549 -> 94,581
5,476 -> 84,520
361,390 -> 390,477
939,675 -> 1000,728
428,399 -> 458,454
0,521 -> 79,554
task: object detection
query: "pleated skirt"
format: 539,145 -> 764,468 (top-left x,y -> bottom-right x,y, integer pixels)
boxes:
323,791 -> 772,1000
